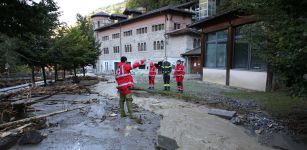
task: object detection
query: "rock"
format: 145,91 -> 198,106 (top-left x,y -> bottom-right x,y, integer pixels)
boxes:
231,117 -> 241,125
109,113 -> 118,117
255,129 -> 263,135
208,109 -> 236,120
19,130 -> 46,145
156,135 -> 179,150
137,127 -> 146,132
244,128 -> 256,136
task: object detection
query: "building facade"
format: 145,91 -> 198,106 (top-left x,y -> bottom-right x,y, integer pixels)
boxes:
191,10 -> 269,91
92,7 -> 197,74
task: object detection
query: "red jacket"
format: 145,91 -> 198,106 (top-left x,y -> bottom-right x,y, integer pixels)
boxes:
174,64 -> 185,82
149,65 -> 157,76
116,60 -> 144,95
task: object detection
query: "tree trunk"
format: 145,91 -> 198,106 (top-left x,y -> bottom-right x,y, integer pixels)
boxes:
73,67 -> 77,77
82,66 -> 85,77
41,66 -> 47,86
54,64 -> 58,82
63,69 -> 66,80
30,65 -> 35,87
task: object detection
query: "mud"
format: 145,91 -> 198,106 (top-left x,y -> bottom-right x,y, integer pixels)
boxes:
10,82 -> 160,150
95,80 -> 272,150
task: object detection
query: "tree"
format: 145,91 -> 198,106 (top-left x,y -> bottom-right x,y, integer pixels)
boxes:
226,0 -> 307,96
0,0 -> 60,86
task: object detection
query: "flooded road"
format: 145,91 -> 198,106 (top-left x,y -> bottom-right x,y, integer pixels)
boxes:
10,82 -> 160,150
95,80 -> 273,150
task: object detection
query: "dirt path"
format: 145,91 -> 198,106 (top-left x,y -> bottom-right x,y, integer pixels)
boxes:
95,80 -> 273,150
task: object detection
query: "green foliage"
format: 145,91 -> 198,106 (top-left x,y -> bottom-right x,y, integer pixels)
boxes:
50,14 -> 101,76
226,0 -> 307,96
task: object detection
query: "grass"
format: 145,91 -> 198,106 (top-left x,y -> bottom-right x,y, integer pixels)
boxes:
135,79 -> 307,119
223,90 -> 307,118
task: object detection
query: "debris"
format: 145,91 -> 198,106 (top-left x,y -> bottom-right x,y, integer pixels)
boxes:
0,106 -> 86,130
18,130 -> 46,145
230,117 -> 241,125
0,123 -> 32,139
208,109 -> 236,119
156,135 -> 179,150
255,129 -> 263,135
109,113 -> 118,117
137,127 -> 146,132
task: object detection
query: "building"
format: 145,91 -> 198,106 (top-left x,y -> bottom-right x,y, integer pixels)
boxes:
92,6 -> 198,74
190,9 -> 270,91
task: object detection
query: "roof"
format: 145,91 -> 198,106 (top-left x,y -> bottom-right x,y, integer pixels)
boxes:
167,28 -> 200,36
181,47 -> 201,56
175,1 -> 197,9
91,11 -> 110,18
123,9 -> 143,15
95,6 -> 194,32
189,9 -> 240,29
110,14 -> 128,20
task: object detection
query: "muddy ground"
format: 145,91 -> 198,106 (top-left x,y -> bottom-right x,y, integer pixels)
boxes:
2,75 -> 306,150
8,82 -> 160,150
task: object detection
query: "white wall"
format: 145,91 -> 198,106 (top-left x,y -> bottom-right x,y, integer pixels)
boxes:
203,68 -> 226,85
230,70 -> 267,91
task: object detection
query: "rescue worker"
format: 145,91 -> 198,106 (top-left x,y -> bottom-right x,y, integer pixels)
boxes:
174,60 -> 185,93
148,61 -> 157,89
115,56 -> 145,123
161,57 -> 172,91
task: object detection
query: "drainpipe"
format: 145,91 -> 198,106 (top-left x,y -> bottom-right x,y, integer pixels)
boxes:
119,23 -> 122,57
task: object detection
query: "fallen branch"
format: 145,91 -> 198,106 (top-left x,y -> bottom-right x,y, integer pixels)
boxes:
0,123 -> 32,138
0,105 -> 86,130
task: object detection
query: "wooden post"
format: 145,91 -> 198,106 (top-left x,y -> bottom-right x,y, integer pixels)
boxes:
226,25 -> 234,86
200,31 -> 206,79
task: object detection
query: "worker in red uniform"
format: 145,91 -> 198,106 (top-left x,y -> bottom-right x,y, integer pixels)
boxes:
115,56 -> 145,123
148,61 -> 157,89
174,60 -> 185,93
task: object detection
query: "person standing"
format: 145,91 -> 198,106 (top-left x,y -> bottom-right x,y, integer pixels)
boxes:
148,61 -> 157,89
174,60 -> 185,93
162,57 -> 172,91
115,56 -> 145,123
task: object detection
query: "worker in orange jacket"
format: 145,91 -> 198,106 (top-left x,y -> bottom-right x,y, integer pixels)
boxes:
174,60 -> 185,93
148,61 -> 157,89
115,56 -> 145,123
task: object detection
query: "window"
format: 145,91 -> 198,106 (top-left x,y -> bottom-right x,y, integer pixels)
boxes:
154,41 -> 157,50
123,30 -> 132,37
193,38 -> 201,48
233,24 -> 266,70
113,46 -> 120,53
153,40 -> 164,50
174,23 -> 181,30
205,30 -> 227,68
152,24 -> 164,32
112,33 -> 120,39
97,21 -> 100,28
161,40 -> 164,49
103,48 -> 109,54
125,44 -> 132,53
136,27 -> 147,34
138,42 -> 146,51
102,36 -> 109,41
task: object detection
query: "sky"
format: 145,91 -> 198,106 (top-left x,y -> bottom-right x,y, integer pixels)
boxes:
53,0 -> 125,25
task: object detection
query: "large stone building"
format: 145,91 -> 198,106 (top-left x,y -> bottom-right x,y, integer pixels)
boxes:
92,5 -> 201,74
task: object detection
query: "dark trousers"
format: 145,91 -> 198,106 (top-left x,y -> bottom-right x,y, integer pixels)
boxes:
163,73 -> 170,90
